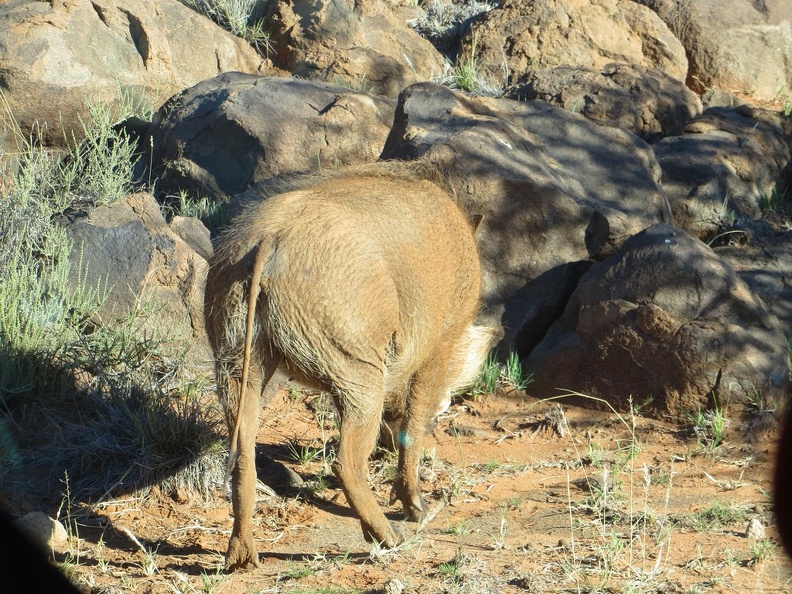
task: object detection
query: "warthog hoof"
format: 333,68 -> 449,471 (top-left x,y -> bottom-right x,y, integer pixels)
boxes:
390,480 -> 426,523
361,520 -> 402,548
225,534 -> 260,571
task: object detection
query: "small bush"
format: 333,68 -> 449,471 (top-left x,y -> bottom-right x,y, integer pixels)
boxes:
688,501 -> 752,532
33,378 -> 224,498
0,95 -> 225,499
179,0 -> 272,55
410,0 -> 495,54
440,33 -> 505,97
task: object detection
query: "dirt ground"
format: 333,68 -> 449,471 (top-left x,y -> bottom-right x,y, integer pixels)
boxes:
55,388 -> 791,593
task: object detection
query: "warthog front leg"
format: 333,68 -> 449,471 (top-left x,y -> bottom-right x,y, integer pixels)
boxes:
390,354 -> 453,525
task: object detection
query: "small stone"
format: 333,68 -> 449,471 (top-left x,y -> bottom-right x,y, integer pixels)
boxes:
746,518 -> 766,540
15,512 -> 69,552
284,466 -> 305,488
384,577 -> 405,594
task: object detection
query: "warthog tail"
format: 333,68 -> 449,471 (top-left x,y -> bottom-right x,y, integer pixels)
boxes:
226,240 -> 273,483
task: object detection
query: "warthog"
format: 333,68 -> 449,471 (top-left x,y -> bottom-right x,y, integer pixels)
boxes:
205,162 -> 496,570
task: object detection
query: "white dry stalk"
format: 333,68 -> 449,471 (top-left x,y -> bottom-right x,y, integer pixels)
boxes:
118,525 -> 159,576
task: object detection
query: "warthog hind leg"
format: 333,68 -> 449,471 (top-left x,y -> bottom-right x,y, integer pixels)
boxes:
224,356 -> 280,570
332,384 -> 401,547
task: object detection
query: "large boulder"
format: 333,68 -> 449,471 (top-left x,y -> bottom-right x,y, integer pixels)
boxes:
148,73 -> 396,203
509,63 -> 702,141
381,82 -> 669,332
461,0 -> 688,90
264,0 -> 445,98
653,106 -> 792,239
0,0 -> 267,155
525,224 -> 790,417
717,232 -> 792,340
61,193 -> 211,369
641,0 -> 792,102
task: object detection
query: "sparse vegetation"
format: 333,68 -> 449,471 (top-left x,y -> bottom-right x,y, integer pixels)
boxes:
441,33 -> 505,97
447,520 -> 472,536
199,568 -> 227,593
11,372 -> 783,592
437,553 -> 462,578
665,0 -> 694,40
469,349 -> 531,397
179,0 -> 273,56
502,350 -> 530,391
167,189 -> 229,237
773,84 -> 792,117
333,74 -> 375,94
687,401 -> 727,454
283,560 -> 315,580
787,335 -> 792,371
687,501 -> 752,532
0,95 -> 225,500
748,537 -> 775,566
471,352 -> 501,396
287,439 -> 324,467
760,187 -> 787,212
408,0 -> 495,54
446,41 -> 482,94
706,193 -> 746,247
283,587 -> 362,594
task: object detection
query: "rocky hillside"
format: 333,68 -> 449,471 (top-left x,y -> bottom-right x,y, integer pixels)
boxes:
2,2 -> 792,592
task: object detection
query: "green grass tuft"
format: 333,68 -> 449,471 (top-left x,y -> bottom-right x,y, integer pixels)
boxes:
470,350 -> 532,397
179,0 -> 273,56
166,189 -> 228,237
686,403 -> 727,454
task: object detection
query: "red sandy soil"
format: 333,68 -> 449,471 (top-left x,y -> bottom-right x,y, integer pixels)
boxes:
62,389 -> 791,593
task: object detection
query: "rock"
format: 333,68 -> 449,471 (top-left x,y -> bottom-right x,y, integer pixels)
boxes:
641,0 -> 792,102
462,0 -> 688,91
257,458 -> 304,490
654,107 -> 792,239
169,216 -> 213,261
525,224 -> 790,417
717,232 -> 792,340
509,63 -> 702,141
384,578 -> 405,594
0,0 -> 267,155
264,0 -> 445,98
382,82 -> 669,332
746,518 -> 767,540
61,193 -> 211,369
148,73 -> 396,203
500,261 -> 592,358
14,512 -> 68,552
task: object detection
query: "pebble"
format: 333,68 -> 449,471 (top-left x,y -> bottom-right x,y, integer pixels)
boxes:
746,518 -> 766,540
384,577 -> 405,594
